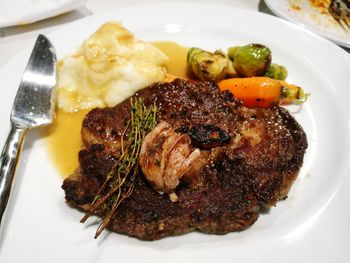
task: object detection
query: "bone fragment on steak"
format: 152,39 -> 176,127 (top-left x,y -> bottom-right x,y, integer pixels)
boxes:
139,121 -> 201,193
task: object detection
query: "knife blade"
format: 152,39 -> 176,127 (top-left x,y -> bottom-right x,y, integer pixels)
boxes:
0,35 -> 56,234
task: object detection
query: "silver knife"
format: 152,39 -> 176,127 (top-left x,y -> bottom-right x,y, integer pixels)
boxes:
0,35 -> 56,232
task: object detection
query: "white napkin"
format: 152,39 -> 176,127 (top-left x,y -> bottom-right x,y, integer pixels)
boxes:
0,0 -> 87,27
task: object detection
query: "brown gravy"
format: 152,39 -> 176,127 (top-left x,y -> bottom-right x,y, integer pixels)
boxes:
46,41 -> 188,178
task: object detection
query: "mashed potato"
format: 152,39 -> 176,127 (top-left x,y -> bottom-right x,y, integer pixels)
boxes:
57,22 -> 168,112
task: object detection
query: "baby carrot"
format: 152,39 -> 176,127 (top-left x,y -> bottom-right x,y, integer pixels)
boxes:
218,77 -> 309,108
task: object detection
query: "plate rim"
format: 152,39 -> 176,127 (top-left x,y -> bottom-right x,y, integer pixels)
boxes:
0,2 -> 350,261
0,0 -> 88,27
264,0 -> 350,48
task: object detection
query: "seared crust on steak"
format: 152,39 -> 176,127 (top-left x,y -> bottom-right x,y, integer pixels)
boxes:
62,79 -> 308,240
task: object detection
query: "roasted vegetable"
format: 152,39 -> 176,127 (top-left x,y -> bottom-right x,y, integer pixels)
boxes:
187,47 -> 203,66
187,48 -> 235,81
265,63 -> 288,80
230,44 -> 272,77
187,44 -> 289,81
218,77 -> 309,108
227,46 -> 239,61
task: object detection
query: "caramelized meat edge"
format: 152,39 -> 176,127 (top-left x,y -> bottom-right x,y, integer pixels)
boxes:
62,79 -> 307,240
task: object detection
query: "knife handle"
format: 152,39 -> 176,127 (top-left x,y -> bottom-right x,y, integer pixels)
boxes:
0,124 -> 26,231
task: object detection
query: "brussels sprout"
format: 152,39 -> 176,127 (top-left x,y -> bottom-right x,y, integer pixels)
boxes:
265,63 -> 288,80
187,48 -> 229,81
187,47 -> 203,68
226,59 -> 237,78
232,44 -> 272,77
227,46 -> 239,61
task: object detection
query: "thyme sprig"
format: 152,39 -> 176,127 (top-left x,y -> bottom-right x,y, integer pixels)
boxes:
80,97 -> 157,238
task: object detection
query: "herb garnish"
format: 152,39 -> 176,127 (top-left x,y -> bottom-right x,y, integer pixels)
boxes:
80,97 -> 157,238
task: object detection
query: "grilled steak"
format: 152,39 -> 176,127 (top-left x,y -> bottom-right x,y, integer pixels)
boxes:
62,79 -> 308,240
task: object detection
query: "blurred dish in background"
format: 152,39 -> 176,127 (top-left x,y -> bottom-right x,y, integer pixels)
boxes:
265,0 -> 350,48
0,0 -> 87,28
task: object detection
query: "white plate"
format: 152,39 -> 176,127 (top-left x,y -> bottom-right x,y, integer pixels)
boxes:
265,0 -> 350,48
0,2 -> 350,262
0,0 -> 87,27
